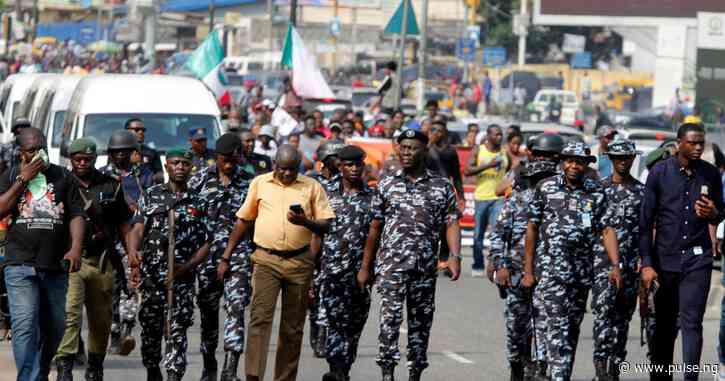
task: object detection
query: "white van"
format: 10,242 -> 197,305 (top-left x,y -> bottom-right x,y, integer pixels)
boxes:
0,74 -> 50,142
30,75 -> 82,164
59,75 -> 222,170
20,74 -> 59,125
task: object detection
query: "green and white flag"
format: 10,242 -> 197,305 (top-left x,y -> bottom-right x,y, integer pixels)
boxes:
185,29 -> 230,105
281,23 -> 334,99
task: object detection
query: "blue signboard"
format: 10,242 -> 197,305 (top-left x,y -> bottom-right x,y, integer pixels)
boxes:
571,52 -> 592,69
456,38 -> 477,62
483,47 -> 507,67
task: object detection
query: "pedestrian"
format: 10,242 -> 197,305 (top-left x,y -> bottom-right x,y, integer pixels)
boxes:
464,124 -> 508,277
300,116 -> 325,164
101,130 -> 154,356
481,71 -> 493,114
125,118 -> 164,184
522,142 -> 623,381
55,138 -> 132,381
317,145 -> 374,381
374,61 -> 400,115
254,125 -> 278,159
593,106 -> 613,137
190,134 -> 255,381
580,72 -> 592,101
590,126 -> 617,178
188,127 -> 216,174
513,83 -> 527,121
127,148 -> 213,381
490,160 -> 558,381
357,129 -> 462,381
239,129 -> 272,177
640,122 -> 725,381
221,144 -> 335,381
590,139 -> 644,381
0,127 -> 86,381
0,118 -> 32,175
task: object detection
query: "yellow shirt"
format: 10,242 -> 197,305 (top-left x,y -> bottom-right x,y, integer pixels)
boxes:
474,145 -> 508,201
236,172 -> 335,251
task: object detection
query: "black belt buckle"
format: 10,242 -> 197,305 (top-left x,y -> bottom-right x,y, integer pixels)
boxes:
266,245 -> 308,258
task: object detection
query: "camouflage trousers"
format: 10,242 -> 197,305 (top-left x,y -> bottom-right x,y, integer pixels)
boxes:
591,263 -> 639,366
376,271 -> 436,371
535,277 -> 589,381
111,254 -> 139,335
532,287 -> 548,363
197,258 -> 224,355
318,272 -> 371,367
139,279 -> 195,375
503,280 -> 533,363
223,257 -> 251,353
308,269 -> 325,355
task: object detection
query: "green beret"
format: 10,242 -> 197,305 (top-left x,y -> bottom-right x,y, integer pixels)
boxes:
69,138 -> 97,155
166,147 -> 193,161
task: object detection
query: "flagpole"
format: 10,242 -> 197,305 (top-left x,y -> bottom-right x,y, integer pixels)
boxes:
417,0 -> 429,113
394,0 -> 409,109
290,0 -> 298,27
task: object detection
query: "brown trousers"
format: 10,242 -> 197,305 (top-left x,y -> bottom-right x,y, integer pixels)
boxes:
245,248 -> 314,381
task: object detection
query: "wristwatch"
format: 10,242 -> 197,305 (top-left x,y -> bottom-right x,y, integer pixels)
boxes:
449,252 -> 462,260
14,174 -> 26,187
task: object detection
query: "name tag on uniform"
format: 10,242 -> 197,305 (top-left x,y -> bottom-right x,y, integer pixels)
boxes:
693,246 -> 703,256
568,199 -> 578,211
582,213 -> 592,228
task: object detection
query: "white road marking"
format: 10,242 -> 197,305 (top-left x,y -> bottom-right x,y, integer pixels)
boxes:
442,350 -> 474,364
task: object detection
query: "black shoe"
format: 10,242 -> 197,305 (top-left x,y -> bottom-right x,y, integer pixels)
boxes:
85,352 -> 105,381
409,368 -> 422,381
311,324 -> 327,358
593,359 -> 611,381
510,361 -> 524,381
167,371 -> 183,381
108,332 -> 121,355
220,351 -> 241,381
147,366 -> 163,381
608,361 -> 620,381
322,360 -> 346,381
381,367 -> 394,381
201,353 -> 218,381
56,356 -> 74,381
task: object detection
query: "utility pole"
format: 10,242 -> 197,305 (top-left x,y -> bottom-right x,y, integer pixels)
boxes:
267,0 -> 273,51
332,0 -> 338,74
517,0 -> 527,66
394,0 -> 409,109
14,0 -> 21,43
417,0 -> 429,112
143,0 -> 157,68
290,0 -> 298,27
208,0 -> 215,35
351,7 -> 357,65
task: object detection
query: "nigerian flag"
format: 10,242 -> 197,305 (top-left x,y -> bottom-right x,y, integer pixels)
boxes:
185,29 -> 230,106
281,23 -> 334,99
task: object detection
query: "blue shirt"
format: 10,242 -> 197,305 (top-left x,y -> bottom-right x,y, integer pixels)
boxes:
598,154 -> 612,178
639,157 -> 725,272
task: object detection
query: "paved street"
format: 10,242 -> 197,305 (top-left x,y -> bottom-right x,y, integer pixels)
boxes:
1,251 -> 722,381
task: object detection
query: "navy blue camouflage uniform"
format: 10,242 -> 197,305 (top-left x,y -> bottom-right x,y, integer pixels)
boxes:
188,165 -> 255,354
530,168 -> 611,381
372,169 -> 459,372
135,184 -> 211,376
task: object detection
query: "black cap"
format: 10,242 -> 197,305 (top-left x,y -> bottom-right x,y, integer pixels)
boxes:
215,133 -> 242,155
338,145 -> 366,161
396,128 -> 429,145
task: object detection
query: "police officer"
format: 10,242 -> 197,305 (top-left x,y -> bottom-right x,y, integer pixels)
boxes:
125,118 -> 164,184
55,138 -> 133,381
189,127 -> 216,174
239,129 -> 272,177
308,139 -> 345,358
189,134 -> 254,381
590,139 -> 644,381
490,160 -> 558,381
101,130 -> 154,355
127,148 -> 212,381
317,145 -> 374,381
523,142 -> 623,381
357,129 -> 462,381
528,133 -> 564,162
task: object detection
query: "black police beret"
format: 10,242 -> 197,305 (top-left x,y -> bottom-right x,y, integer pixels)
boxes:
396,128 -> 429,145
338,145 -> 366,161
215,133 -> 242,155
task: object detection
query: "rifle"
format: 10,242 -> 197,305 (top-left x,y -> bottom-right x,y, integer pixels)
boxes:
165,208 -> 176,339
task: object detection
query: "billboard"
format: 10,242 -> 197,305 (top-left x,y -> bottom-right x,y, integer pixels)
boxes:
539,0 -> 725,19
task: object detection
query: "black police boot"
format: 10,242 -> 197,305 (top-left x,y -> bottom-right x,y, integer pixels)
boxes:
118,322 -> 136,356
201,353 -> 218,381
146,366 -> 163,381
409,368 -> 422,381
108,331 -> 121,355
311,324 -> 327,358
75,338 -> 87,366
532,361 -> 548,381
608,361 -> 620,381
593,359 -> 611,381
167,371 -> 183,381
321,360 -> 346,381
84,352 -> 105,381
56,356 -> 74,381
220,351 -> 241,381
509,361 -> 524,381
381,366 -> 395,381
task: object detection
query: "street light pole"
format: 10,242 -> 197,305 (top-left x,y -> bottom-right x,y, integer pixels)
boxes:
290,0 -> 298,27
394,0 -> 409,109
417,0 -> 429,112
517,0 -> 527,66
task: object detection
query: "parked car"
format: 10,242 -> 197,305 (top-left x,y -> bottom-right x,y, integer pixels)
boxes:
528,90 -> 580,126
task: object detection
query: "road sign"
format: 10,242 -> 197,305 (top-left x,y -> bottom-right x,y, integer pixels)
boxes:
383,0 -> 420,36
457,38 -> 477,62
570,51 -> 592,68
483,47 -> 507,67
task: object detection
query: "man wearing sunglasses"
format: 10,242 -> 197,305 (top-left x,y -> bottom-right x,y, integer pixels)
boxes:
125,118 -> 163,184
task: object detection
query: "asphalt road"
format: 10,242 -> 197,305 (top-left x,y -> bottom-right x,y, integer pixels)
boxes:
0,252 -> 722,381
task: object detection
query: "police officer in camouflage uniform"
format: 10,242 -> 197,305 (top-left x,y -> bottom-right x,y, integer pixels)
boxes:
357,129 -> 462,381
101,130 -> 154,356
239,129 -> 272,177
590,140 -> 644,381
189,127 -> 216,174
308,140 -> 345,358
127,148 -> 212,381
522,142 -> 623,381
490,160 -> 558,381
189,134 -> 255,381
318,145 -> 374,381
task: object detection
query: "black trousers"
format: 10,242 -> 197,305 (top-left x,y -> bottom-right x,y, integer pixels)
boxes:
650,267 -> 711,381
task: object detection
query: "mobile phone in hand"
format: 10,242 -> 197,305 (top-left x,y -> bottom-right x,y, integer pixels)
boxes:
290,204 -> 304,215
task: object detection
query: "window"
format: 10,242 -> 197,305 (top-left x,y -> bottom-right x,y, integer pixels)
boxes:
51,111 -> 66,148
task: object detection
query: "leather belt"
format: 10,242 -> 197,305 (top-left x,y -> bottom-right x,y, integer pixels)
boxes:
259,245 -> 309,259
